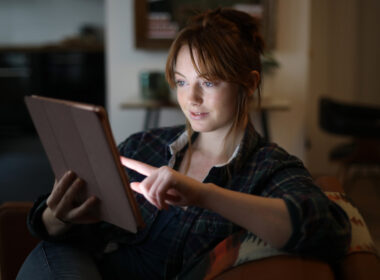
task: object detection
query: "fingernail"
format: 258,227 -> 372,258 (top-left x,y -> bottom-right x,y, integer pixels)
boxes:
68,170 -> 77,177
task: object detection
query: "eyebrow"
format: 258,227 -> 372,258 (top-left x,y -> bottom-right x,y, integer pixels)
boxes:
174,71 -> 185,78
174,71 -> 211,80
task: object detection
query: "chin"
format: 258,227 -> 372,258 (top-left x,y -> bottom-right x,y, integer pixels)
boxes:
188,119 -> 235,135
188,122 -> 217,133
188,122 -> 208,132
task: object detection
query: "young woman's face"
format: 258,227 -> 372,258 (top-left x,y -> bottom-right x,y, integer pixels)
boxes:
174,46 -> 239,135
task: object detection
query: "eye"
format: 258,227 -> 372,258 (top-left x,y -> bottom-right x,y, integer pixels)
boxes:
203,81 -> 214,87
175,80 -> 186,87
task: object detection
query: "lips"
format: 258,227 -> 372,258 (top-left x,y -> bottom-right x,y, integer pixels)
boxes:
190,111 -> 209,120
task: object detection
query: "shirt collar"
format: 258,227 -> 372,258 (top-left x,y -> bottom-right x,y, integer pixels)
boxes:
167,130 -> 189,168
230,121 -> 260,172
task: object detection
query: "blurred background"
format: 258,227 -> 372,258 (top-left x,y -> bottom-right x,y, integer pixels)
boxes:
0,0 -> 379,249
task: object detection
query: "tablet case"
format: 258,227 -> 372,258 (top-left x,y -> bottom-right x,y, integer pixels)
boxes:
24,95 -> 144,233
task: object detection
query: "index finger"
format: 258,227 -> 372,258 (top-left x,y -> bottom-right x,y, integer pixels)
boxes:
120,156 -> 157,176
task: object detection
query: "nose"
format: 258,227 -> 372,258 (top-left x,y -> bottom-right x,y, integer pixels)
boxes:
188,83 -> 203,106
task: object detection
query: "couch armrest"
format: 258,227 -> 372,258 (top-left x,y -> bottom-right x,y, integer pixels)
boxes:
0,202 -> 39,280
213,255 -> 335,280
337,252 -> 380,280
315,176 -> 380,279
315,176 -> 345,192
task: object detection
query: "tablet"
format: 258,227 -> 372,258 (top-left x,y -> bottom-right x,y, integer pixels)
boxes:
25,95 -> 144,233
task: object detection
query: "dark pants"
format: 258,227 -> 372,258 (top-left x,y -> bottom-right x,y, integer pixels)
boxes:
16,207 -> 183,279
16,240 -> 170,280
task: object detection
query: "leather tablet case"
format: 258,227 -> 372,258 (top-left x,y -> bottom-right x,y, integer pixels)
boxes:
25,95 -> 143,233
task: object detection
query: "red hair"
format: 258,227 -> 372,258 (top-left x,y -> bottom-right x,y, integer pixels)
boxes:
165,8 -> 265,168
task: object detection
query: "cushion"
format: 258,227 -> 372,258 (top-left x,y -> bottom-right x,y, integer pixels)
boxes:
325,191 -> 378,254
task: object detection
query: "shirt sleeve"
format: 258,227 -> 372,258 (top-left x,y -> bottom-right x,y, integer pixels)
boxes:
262,163 -> 351,261
27,194 -> 50,240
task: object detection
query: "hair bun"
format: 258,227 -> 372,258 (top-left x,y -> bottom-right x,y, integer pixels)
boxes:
218,8 -> 265,54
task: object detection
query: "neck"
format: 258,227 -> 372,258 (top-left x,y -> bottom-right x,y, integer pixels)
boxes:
194,117 -> 247,160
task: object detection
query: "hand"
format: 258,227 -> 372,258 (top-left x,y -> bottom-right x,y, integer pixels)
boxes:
120,156 -> 207,210
46,171 -> 100,225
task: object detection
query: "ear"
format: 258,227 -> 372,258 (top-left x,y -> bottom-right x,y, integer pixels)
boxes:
248,70 -> 260,97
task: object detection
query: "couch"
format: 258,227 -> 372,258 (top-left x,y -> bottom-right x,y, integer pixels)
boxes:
0,176 -> 379,280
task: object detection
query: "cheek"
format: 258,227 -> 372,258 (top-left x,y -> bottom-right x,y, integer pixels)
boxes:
176,90 -> 187,110
176,90 -> 183,103
211,93 -> 237,115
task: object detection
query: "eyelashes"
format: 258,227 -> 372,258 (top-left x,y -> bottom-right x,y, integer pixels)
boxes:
203,81 -> 214,87
175,80 -> 186,87
174,79 -> 217,88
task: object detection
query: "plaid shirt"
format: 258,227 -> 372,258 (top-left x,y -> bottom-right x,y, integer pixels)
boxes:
27,122 -> 351,278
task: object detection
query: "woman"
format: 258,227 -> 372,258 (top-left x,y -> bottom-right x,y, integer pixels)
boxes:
17,8 -> 351,280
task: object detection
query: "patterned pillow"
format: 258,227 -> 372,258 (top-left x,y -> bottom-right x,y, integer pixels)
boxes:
325,191 -> 378,254
179,191 -> 378,280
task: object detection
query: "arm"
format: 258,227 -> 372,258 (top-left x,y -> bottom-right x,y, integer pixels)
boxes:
201,184 -> 292,248
121,156 -> 351,258
120,157 -> 292,249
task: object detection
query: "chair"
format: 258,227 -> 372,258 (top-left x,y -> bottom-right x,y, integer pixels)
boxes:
0,202 -> 38,280
319,97 -> 380,184
1,177 -> 379,280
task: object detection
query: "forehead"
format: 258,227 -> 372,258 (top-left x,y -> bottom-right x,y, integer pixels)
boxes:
175,45 -> 198,70
175,45 -> 215,81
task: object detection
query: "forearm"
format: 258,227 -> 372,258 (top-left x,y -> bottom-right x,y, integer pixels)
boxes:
200,183 -> 292,248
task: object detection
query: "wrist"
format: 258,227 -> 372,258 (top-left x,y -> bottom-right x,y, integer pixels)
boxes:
198,183 -> 218,209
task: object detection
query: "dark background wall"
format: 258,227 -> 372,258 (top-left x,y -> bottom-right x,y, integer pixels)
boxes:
0,49 -> 105,203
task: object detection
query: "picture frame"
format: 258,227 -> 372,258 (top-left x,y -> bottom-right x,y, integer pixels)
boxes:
134,0 -> 277,50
